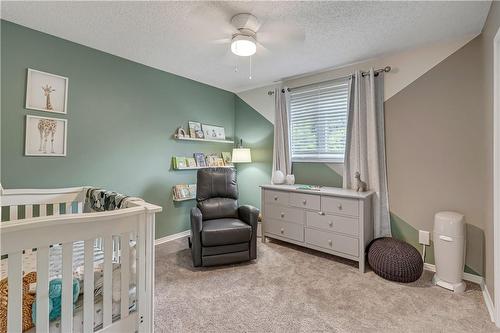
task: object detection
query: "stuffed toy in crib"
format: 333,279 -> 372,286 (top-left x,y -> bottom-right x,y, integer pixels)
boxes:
31,277 -> 80,324
0,272 -> 37,333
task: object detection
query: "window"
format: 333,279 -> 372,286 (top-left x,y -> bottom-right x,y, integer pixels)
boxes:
289,78 -> 350,163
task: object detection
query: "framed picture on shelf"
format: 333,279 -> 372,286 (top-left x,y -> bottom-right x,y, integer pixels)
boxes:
222,152 -> 233,166
202,124 -> 225,140
194,152 -> 206,167
188,121 -> 204,139
26,68 -> 68,114
25,115 -> 67,156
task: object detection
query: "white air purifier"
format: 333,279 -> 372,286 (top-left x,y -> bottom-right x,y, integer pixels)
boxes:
432,211 -> 466,293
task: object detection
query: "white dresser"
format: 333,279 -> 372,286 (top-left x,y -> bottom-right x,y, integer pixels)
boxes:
261,184 -> 374,272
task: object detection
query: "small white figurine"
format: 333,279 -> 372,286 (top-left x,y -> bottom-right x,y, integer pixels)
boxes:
354,172 -> 368,192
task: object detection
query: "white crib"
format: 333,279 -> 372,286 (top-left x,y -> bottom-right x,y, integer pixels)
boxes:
0,186 -> 161,333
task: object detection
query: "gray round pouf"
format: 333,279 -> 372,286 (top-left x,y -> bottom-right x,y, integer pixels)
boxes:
367,237 -> 423,283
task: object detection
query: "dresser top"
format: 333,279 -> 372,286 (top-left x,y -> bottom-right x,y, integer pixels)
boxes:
260,184 -> 374,199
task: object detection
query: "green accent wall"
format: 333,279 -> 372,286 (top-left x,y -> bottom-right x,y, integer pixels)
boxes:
1,20 -> 235,239
293,162 -> 343,187
234,97 -> 273,209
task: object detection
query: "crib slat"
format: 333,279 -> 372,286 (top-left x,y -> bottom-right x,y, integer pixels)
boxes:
9,205 -> 18,221
36,246 -> 50,332
7,251 -> 22,333
53,203 -> 60,216
77,201 -> 84,213
61,242 -> 74,333
120,233 -> 130,319
65,202 -> 73,214
103,235 -> 113,327
84,239 -> 95,333
40,204 -> 47,217
25,204 -> 33,219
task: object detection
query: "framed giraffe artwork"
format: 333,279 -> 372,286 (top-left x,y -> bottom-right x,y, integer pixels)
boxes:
25,115 -> 68,156
25,68 -> 69,114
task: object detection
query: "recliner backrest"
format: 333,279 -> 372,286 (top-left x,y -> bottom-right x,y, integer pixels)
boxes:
197,168 -> 239,220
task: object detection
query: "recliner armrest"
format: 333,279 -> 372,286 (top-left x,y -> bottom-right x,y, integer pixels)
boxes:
238,205 -> 259,229
190,207 -> 203,267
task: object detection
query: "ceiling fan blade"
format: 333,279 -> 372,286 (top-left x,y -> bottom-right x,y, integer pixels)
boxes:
187,3 -> 238,40
210,38 -> 232,45
257,21 -> 306,48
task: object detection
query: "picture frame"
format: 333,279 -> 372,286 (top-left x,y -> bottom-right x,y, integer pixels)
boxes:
202,124 -> 225,140
25,115 -> 67,156
26,68 -> 69,114
188,121 -> 204,139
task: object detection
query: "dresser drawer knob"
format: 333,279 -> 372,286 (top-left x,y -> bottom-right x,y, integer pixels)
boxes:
318,211 -> 325,216
280,212 -> 285,218
280,228 -> 284,234
337,203 -> 343,210
328,239 -> 332,246
274,196 -> 278,201
328,221 -> 333,227
302,200 -> 307,205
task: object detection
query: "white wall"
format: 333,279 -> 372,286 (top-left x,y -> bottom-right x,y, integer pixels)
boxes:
237,34 -> 476,125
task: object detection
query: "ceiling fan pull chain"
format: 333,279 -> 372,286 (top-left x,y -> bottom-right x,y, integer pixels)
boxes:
249,56 -> 252,80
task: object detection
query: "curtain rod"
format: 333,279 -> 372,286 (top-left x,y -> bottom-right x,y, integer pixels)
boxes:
267,66 -> 391,95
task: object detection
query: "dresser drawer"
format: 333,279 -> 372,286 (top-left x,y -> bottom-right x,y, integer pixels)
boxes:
264,190 -> 290,206
305,228 -> 358,257
265,205 -> 305,224
321,196 -> 359,217
306,211 -> 359,236
289,192 -> 320,210
265,219 -> 304,242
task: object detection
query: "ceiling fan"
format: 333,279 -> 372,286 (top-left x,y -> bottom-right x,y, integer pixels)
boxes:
189,4 -> 306,80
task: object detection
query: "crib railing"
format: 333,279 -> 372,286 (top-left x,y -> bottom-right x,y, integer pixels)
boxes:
0,187 -> 161,333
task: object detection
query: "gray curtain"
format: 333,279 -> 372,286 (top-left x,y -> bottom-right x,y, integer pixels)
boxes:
343,69 -> 391,238
272,88 -> 292,180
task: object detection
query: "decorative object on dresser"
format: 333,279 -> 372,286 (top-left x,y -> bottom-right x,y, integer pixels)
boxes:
25,68 -> 68,114
367,237 -> 423,283
285,174 -> 295,185
353,172 -> 368,192
260,184 -> 374,272
272,170 -> 285,184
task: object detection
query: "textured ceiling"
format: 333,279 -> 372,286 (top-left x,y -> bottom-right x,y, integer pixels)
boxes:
1,1 -> 491,92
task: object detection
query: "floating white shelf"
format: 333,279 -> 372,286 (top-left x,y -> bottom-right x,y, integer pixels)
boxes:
174,136 -> 234,144
173,197 -> 195,202
173,166 -> 234,171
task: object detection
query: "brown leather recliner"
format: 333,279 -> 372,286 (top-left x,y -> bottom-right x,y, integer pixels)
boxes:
190,168 -> 259,267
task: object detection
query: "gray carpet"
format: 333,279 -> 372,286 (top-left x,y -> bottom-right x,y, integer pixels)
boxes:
155,237 -> 497,332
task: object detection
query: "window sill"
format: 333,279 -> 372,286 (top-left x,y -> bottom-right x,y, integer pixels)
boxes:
292,160 -> 344,164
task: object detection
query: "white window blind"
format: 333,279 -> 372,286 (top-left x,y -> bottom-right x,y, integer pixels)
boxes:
289,78 -> 350,162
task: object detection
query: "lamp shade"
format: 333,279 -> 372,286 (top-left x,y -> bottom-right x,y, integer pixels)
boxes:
231,148 -> 252,163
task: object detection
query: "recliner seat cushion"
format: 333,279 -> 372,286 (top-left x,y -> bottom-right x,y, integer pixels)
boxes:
201,218 -> 252,246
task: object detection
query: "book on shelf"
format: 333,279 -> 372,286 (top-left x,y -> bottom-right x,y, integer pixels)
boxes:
221,151 -> 233,166
193,152 -> 206,167
173,156 -> 187,169
173,184 -> 197,200
186,157 -> 197,168
205,153 -> 220,167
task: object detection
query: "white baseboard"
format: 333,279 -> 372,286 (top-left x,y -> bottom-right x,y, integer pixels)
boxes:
155,230 -> 191,246
483,284 -> 496,322
423,263 -> 484,286
424,263 -> 494,322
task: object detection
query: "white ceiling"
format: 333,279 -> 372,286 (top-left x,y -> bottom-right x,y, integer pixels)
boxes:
1,1 -> 491,93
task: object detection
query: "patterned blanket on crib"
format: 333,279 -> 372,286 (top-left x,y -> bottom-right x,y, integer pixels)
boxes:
85,188 -> 129,212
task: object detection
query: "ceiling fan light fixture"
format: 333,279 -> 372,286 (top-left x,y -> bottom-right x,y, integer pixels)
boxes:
231,34 -> 256,57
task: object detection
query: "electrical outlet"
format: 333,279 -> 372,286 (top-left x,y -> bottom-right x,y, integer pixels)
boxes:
419,230 -> 430,246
